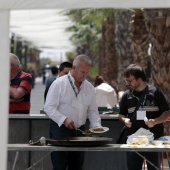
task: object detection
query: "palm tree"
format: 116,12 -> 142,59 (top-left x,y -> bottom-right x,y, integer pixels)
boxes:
115,9 -> 133,90
103,14 -> 118,83
144,9 -> 170,104
130,9 -> 150,74
65,9 -> 101,64
65,9 -> 118,84
96,9 -> 117,84
144,10 -> 170,161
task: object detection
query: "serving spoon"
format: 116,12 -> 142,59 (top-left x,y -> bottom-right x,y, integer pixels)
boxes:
76,129 -> 92,135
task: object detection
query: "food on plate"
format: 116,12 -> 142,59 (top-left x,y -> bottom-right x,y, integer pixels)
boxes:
83,130 -> 92,134
89,127 -> 109,133
92,128 -> 104,132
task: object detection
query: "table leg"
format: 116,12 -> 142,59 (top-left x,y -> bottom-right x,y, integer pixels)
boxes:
166,152 -> 170,168
135,151 -> 160,170
12,151 -> 19,170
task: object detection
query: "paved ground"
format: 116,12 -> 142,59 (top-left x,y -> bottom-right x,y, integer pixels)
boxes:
30,77 -> 45,114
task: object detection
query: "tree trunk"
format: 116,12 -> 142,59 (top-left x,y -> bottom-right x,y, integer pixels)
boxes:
130,9 -> 150,79
98,24 -> 107,76
98,12 -> 118,85
145,9 -> 170,104
115,10 -> 133,91
104,15 -> 118,84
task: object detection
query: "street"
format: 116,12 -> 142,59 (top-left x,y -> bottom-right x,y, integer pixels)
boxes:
30,77 -> 45,114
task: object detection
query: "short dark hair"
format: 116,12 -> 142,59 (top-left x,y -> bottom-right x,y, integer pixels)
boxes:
124,64 -> 147,81
94,75 -> 106,87
59,62 -> 72,71
50,66 -> 58,75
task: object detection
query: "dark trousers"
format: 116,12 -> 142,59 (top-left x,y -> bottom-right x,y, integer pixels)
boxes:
127,152 -> 161,170
49,120 -> 85,170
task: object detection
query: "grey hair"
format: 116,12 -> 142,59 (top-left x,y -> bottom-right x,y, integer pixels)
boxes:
73,54 -> 92,66
10,53 -> 20,68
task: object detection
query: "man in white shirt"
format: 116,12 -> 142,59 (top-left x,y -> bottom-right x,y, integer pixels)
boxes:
44,54 -> 101,170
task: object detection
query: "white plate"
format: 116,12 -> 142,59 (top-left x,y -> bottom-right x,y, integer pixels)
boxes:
89,127 -> 109,133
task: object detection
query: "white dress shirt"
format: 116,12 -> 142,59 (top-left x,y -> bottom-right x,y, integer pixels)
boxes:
44,72 -> 101,128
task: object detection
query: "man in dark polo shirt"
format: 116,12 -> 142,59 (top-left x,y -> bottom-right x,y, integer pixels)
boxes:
118,64 -> 170,170
10,53 -> 32,114
44,61 -> 72,102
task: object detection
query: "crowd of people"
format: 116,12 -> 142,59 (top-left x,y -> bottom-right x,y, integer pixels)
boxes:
9,53 -> 170,170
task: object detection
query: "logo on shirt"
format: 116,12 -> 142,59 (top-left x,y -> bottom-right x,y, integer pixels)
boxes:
128,96 -> 132,99
146,100 -> 155,106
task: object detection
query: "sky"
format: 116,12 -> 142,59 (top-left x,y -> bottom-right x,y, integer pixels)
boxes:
39,51 -> 67,62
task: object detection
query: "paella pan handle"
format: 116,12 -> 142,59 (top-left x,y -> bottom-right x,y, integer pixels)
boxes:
29,137 -> 46,146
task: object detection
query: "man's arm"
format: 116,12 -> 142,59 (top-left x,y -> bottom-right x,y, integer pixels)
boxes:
44,79 -> 69,127
10,87 -> 26,99
145,88 -> 170,127
10,74 -> 32,100
145,111 -> 170,128
10,98 -> 23,103
118,114 -> 126,123
118,114 -> 132,128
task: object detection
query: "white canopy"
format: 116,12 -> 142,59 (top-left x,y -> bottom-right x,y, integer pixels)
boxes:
1,0 -> 170,9
1,1 -> 170,169
10,9 -> 75,52
8,0 -> 170,53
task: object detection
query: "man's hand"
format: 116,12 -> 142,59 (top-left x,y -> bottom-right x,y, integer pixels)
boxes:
10,87 -> 26,99
63,118 -> 77,129
124,118 -> 132,128
118,114 -> 132,128
145,119 -> 156,128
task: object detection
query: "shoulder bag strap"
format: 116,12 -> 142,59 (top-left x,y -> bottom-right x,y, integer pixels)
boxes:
130,85 -> 148,122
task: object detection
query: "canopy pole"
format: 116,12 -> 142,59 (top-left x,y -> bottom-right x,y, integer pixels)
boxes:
0,10 -> 10,170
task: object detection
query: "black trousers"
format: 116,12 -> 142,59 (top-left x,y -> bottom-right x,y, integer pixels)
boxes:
49,120 -> 85,170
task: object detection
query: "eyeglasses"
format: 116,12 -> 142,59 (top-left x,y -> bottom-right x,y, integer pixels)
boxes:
124,78 -> 135,84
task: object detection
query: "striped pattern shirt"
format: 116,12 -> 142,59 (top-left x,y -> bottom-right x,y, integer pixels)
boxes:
10,70 -> 32,114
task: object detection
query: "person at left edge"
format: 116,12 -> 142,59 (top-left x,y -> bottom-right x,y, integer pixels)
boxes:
10,53 -> 32,114
44,54 -> 102,170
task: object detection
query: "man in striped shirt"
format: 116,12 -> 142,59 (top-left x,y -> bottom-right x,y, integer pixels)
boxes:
10,53 -> 32,114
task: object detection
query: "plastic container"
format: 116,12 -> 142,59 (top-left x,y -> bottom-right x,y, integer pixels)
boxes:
131,136 -> 149,145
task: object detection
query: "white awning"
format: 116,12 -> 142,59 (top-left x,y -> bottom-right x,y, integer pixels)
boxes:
10,9 -> 75,52
0,0 -> 170,9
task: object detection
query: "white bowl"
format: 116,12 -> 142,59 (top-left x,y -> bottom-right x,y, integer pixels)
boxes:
152,140 -> 163,145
